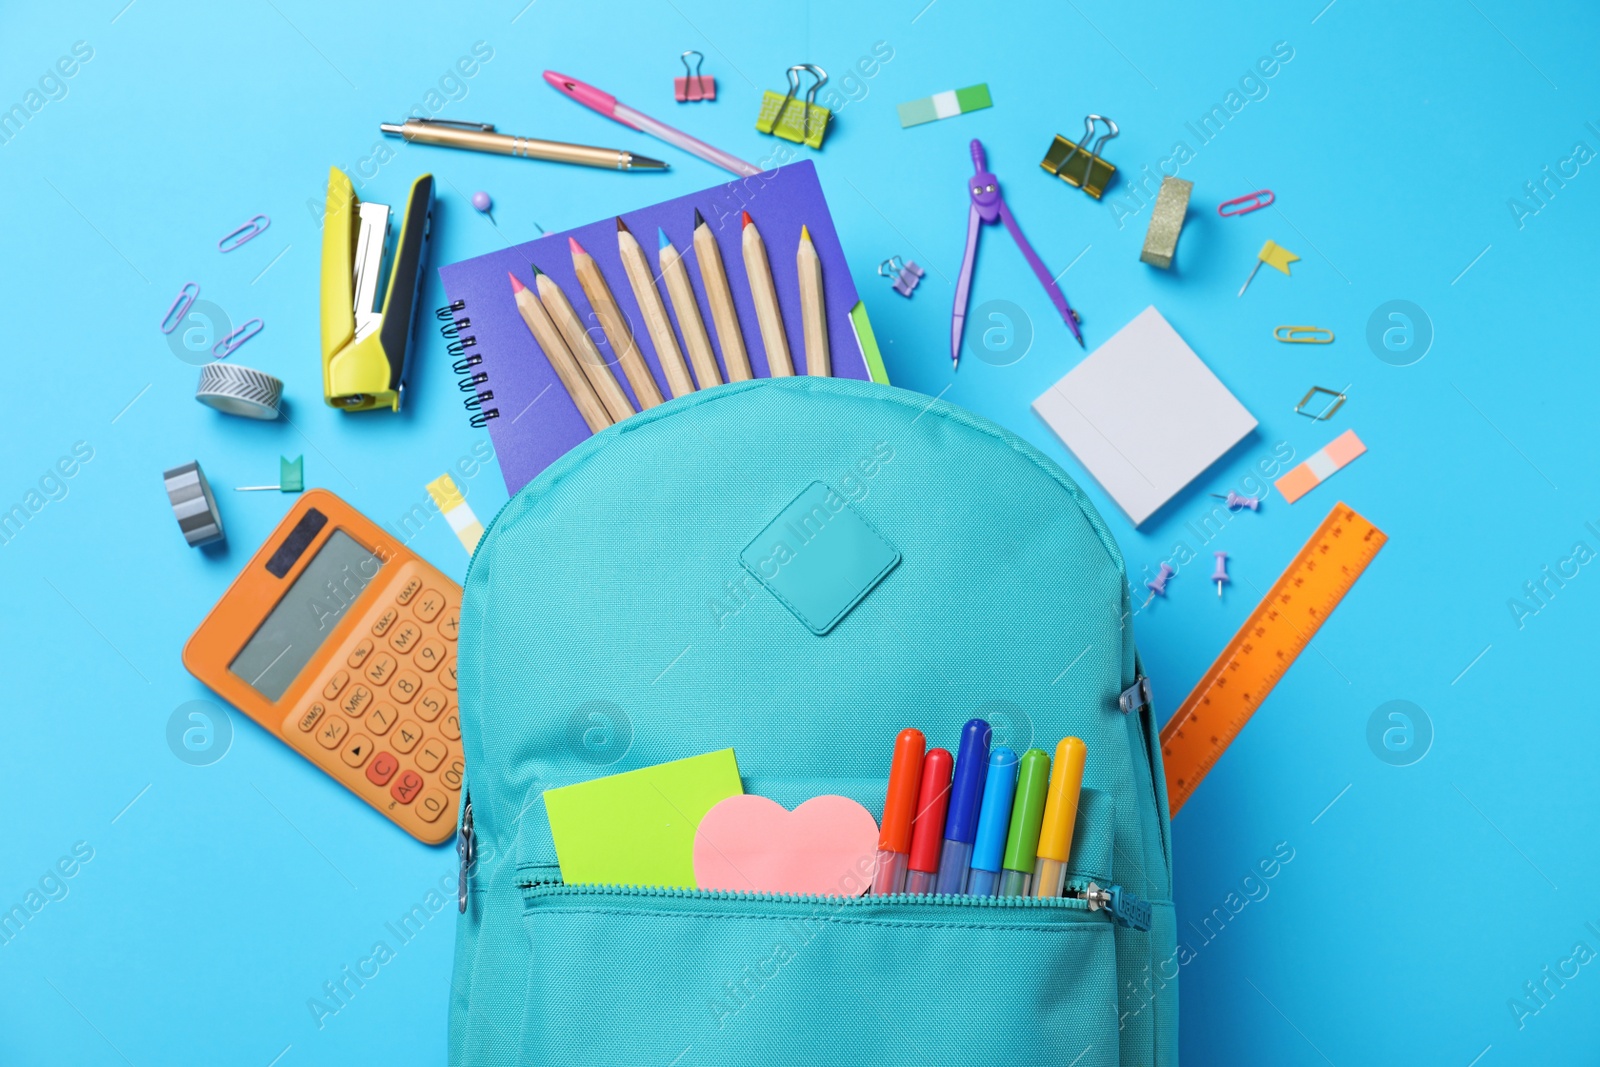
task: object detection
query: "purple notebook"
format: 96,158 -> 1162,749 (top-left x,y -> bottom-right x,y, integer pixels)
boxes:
437,160 -> 883,497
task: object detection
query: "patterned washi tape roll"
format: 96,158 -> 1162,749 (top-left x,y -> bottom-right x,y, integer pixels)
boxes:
195,362 -> 283,419
163,461 -> 226,547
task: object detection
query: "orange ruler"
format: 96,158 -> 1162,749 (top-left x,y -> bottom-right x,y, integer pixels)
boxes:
1159,502 -> 1386,816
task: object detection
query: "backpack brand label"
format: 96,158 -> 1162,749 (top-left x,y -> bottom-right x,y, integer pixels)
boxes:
739,481 -> 900,635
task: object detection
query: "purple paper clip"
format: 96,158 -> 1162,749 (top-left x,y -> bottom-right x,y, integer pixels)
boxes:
879,256 -> 925,298
213,317 -> 263,358
160,282 -> 200,335
218,215 -> 270,253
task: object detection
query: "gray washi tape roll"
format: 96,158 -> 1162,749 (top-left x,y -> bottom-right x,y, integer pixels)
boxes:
196,362 -> 283,419
163,461 -> 225,547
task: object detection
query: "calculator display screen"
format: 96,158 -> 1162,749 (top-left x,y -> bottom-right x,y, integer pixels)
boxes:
229,530 -> 383,700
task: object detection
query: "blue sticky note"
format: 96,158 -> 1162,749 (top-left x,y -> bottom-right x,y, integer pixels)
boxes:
740,482 -> 900,635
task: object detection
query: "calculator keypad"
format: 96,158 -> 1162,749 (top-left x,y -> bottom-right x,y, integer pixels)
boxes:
280,561 -> 463,844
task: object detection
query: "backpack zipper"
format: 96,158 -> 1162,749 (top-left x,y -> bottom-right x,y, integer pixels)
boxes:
457,789 -> 475,914
1067,880 -> 1152,931
522,880 -> 1120,915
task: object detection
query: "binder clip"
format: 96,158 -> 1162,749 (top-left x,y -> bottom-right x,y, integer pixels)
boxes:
756,64 -> 830,149
675,51 -> 715,102
236,455 -> 304,493
319,166 -> 434,412
1040,115 -> 1119,199
878,256 -> 925,298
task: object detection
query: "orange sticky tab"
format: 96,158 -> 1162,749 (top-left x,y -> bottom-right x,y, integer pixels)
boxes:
1276,430 -> 1366,503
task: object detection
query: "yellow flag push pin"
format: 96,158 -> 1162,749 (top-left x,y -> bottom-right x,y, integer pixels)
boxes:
1237,239 -> 1300,297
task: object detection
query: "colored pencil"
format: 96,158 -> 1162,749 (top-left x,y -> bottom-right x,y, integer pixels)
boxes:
796,224 -> 829,377
740,211 -> 792,376
692,208 -> 751,382
508,272 -> 611,432
615,217 -> 695,398
532,263 -> 635,423
569,236 -> 664,409
658,227 -> 721,389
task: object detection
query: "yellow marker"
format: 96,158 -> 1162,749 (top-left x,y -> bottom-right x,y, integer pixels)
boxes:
1237,239 -> 1301,297
1032,736 -> 1087,898
425,474 -> 484,554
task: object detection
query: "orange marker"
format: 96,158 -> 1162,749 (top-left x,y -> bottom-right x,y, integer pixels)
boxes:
871,728 -> 926,895
1033,737 -> 1087,898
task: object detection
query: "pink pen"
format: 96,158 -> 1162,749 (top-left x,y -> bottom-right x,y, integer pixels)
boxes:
543,71 -> 761,178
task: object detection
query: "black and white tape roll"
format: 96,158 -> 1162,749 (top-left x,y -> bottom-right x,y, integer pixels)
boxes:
163,461 -> 225,547
195,362 -> 283,419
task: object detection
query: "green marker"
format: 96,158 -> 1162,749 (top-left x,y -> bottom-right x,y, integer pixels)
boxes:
999,748 -> 1052,896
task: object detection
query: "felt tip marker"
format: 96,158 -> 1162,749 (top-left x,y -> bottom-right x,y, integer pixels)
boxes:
936,718 -> 992,894
965,746 -> 1019,897
872,729 -> 926,895
998,748 -> 1051,897
905,748 -> 954,895
1033,737 -> 1088,898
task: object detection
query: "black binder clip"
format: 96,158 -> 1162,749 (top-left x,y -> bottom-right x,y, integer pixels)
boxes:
1040,115 -> 1119,199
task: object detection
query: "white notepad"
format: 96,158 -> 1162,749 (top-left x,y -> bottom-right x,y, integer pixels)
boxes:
1032,306 -> 1256,526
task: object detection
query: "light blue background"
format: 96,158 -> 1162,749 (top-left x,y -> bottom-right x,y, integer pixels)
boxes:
3,1 -> 1598,1064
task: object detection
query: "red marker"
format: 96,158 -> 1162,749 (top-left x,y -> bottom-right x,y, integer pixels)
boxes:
872,729 -> 926,895
905,748 -> 954,895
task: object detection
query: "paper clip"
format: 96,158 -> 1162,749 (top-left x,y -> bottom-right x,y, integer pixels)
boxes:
218,214 -> 271,252
755,64 -> 830,149
878,256 -> 924,298
1040,115 -> 1119,199
160,282 -> 200,335
1294,386 -> 1347,421
675,51 -> 715,102
213,317 -> 263,358
1275,325 -> 1334,344
1218,190 -> 1274,217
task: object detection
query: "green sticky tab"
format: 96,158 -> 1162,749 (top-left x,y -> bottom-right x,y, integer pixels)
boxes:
279,455 -> 304,493
543,749 -> 743,888
897,98 -> 937,128
954,83 -> 992,112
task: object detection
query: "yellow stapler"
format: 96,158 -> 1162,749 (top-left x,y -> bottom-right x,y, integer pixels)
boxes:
320,167 -> 434,411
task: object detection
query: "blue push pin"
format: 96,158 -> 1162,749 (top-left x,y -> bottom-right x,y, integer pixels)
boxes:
471,190 -> 494,225
1212,551 -> 1230,598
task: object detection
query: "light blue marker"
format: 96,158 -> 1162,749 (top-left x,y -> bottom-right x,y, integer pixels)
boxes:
965,746 -> 1019,896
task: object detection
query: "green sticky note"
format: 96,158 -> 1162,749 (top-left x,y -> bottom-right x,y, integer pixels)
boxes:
543,749 -> 743,888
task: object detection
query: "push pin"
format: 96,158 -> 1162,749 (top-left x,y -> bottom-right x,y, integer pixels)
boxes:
1211,552 -> 1230,598
1144,562 -> 1175,605
471,191 -> 494,225
878,256 -> 925,298
1210,491 -> 1260,511
236,455 -> 304,493
675,51 -> 716,102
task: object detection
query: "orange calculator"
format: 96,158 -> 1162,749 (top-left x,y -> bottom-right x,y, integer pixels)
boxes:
183,489 -> 464,844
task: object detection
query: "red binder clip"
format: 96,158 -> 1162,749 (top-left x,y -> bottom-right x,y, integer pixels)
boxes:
675,51 -> 716,102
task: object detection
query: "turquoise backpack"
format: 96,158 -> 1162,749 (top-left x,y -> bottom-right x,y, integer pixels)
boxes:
450,377 -> 1177,1066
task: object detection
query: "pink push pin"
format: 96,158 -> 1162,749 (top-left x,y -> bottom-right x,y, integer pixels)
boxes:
1145,562 -> 1175,602
1210,490 -> 1260,511
1212,552 -> 1230,598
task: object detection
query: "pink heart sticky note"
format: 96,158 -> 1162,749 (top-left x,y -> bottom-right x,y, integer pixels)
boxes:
693,795 -> 879,897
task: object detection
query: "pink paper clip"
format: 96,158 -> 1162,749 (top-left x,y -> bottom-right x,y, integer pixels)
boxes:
160,282 -> 200,335
218,214 -> 270,252
674,51 -> 716,102
213,317 -> 263,358
1218,190 -> 1274,217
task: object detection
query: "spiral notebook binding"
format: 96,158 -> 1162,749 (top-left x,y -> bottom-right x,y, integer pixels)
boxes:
437,302 -> 498,426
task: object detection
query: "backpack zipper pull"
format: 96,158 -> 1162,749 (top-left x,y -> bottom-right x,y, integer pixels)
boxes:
458,790 -> 475,914
1074,881 -> 1152,931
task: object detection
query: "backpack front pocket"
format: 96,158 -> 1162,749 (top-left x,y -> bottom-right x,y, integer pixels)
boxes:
521,885 -> 1118,1067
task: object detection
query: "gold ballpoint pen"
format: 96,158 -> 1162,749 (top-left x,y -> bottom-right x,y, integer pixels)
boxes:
380,118 -> 668,172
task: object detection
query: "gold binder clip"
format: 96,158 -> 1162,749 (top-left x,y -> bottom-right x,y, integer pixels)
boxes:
1275,325 -> 1335,344
756,64 -> 830,149
1041,114 -> 1119,198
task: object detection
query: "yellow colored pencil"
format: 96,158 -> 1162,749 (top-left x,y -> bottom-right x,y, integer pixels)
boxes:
532,263 -> 635,424
657,227 -> 721,389
569,236 -> 664,409
692,207 -> 751,382
739,211 -> 792,377
508,271 -> 610,433
796,224 -> 829,377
